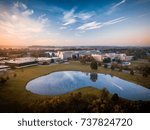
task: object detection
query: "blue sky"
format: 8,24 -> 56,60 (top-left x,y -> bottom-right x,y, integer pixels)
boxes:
0,0 -> 150,46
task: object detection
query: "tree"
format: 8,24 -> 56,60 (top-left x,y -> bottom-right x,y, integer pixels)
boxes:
119,66 -> 123,72
142,66 -> 150,74
51,59 -> 54,63
72,55 -> 77,60
130,70 -> 134,75
103,58 -> 111,63
111,93 -> 119,102
142,71 -> 148,77
100,88 -> 109,103
9,64 -> 16,69
98,62 -> 102,66
6,76 -> 9,80
90,61 -> 98,70
116,59 -> 121,64
80,57 -> 86,64
111,65 -> 115,70
13,73 -> 17,77
43,61 -> 49,65
0,77 -> 7,84
104,64 -> 108,68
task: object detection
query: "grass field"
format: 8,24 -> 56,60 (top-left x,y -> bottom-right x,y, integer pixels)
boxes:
131,59 -> 150,68
0,61 -> 149,112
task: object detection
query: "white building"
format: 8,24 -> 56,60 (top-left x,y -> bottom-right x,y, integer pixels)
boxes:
80,50 -> 101,57
118,53 -> 127,61
5,57 -> 38,68
37,57 -> 61,64
37,57 -> 52,64
104,53 -> 117,58
56,51 -> 133,62
125,56 -> 133,61
102,53 -> 133,61
57,51 -> 73,60
92,54 -> 103,62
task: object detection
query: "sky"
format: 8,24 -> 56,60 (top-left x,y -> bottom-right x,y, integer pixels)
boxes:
0,0 -> 150,46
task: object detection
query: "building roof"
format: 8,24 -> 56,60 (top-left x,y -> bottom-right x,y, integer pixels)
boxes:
0,65 -> 9,69
6,57 -> 37,64
37,57 -> 60,61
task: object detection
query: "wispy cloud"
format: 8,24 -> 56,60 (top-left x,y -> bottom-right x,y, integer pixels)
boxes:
13,1 -> 27,10
107,0 -> 126,15
62,8 -> 94,26
38,14 -> 49,24
77,12 -> 94,20
60,26 -> 67,30
77,17 -> 127,31
63,8 -> 76,26
0,2 -> 57,45
77,21 -> 102,30
13,1 -> 34,16
103,17 -> 127,25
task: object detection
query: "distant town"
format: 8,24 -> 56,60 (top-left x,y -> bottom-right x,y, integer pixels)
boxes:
0,46 -> 149,71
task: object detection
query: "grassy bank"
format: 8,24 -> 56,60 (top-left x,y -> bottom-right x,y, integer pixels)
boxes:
0,61 -> 149,112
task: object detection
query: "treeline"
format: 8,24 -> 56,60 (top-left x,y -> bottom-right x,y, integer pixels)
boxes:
5,88 -> 149,113
124,48 -> 149,59
103,47 -> 150,59
0,48 -> 47,58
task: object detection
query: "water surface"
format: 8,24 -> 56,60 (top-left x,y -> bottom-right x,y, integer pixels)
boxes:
26,71 -> 150,101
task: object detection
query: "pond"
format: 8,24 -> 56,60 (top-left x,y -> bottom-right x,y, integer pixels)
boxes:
26,71 -> 150,101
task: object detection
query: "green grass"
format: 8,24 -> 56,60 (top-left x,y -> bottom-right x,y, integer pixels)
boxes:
0,61 -> 149,112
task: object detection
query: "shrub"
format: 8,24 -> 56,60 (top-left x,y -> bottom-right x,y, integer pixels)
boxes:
103,58 -> 111,63
0,77 -> 7,84
100,88 -> 109,102
90,61 -> 98,70
98,62 -> 102,66
111,93 -> 119,102
6,76 -> 9,80
111,65 -> 115,70
43,61 -> 49,65
104,64 -> 108,68
119,67 -> 122,72
130,70 -> 134,75
80,58 -> 86,64
13,73 -> 17,77
142,71 -> 148,77
10,64 -> 16,69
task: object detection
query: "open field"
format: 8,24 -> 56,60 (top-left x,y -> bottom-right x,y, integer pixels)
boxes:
131,59 -> 150,68
0,61 -> 150,112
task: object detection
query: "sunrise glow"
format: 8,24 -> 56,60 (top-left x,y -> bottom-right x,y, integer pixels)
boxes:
0,0 -> 150,46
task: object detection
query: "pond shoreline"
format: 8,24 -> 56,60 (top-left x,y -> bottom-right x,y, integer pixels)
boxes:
26,70 -> 150,101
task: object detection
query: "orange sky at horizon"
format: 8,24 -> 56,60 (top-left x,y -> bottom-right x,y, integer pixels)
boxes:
1,32 -> 150,47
